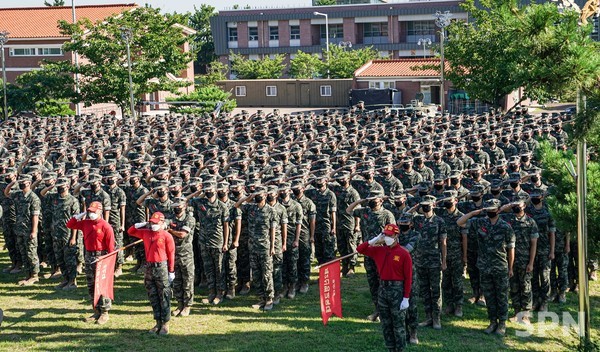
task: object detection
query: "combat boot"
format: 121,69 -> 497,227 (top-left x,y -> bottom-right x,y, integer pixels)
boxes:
548,289 -> 558,302
159,321 -> 169,335
454,305 -> 463,318
2,263 -> 15,273
273,292 -> 283,305
180,306 -> 191,317
55,280 -> 69,290
263,299 -> 274,311
590,270 -> 597,281
444,304 -> 454,315
521,312 -> 531,325
367,311 -> 380,322
346,268 -> 355,278
172,303 -> 184,316
77,263 -> 83,275
49,269 -> 62,280
252,299 -> 266,309
225,288 -> 235,300
96,312 -> 109,325
418,313 -> 432,327
495,321 -> 507,336
239,282 -> 251,295
114,264 -> 123,277
476,295 -> 487,307
22,274 -> 39,286
287,284 -> 296,299
63,279 -> 78,290
432,314 -> 442,330
84,309 -> 100,323
9,263 -> 22,274
299,282 -> 309,294
538,302 -> 548,312
207,289 -> 216,304
149,320 -> 161,334
409,328 -> 419,344
467,295 -> 478,304
558,292 -> 567,303
483,321 -> 498,334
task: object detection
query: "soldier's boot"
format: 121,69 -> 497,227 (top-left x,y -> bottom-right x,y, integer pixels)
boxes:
558,292 -> 567,304
199,277 -> 208,288
239,282 -> 251,295
213,292 -> 223,305
158,321 -> 169,335
409,328 -> 419,344
476,295 -> 487,307
299,282 -> 309,294
208,289 -> 216,304
418,312 -> 433,327
225,287 -> 235,300
95,312 -> 109,325
55,280 -> 69,290
273,292 -> 283,305
49,269 -> 62,280
172,303 -> 184,317
84,309 -> 101,323
287,284 -> 297,299
341,264 -> 348,277
454,305 -> 463,318
9,262 -> 22,274
538,302 -> 548,312
509,309 -> 521,323
22,274 -> 39,286
548,289 -> 558,302
367,311 -> 380,322
444,304 -> 454,315
495,321 -> 507,336
432,314 -> 442,330
521,311 -> 531,325
589,270 -> 597,281
2,263 -> 15,273
77,263 -> 83,275
63,279 -> 78,290
114,264 -> 123,278
180,306 -> 191,317
483,321 -> 498,334
252,299 -> 266,310
149,320 -> 162,334
40,261 -> 48,269
263,299 -> 274,311
346,268 -> 355,278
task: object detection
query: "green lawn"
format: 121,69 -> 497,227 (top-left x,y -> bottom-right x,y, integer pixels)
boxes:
0,242 -> 597,352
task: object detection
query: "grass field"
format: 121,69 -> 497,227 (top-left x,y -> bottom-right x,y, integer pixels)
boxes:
0,242 -> 597,352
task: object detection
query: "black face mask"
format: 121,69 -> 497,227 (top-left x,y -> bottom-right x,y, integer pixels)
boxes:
399,224 -> 411,232
279,193 -> 288,201
204,191 -> 215,199
217,191 -> 227,199
510,182 -> 519,189
419,191 -> 428,197
315,182 -> 325,189
521,157 -> 530,163
501,138 -> 509,143
57,186 -> 67,194
173,207 -> 184,216
421,205 -> 432,213
107,179 -> 116,186
450,178 -> 459,185
434,155 -> 441,161
292,189 -> 301,197
512,206 -> 523,214
444,201 -> 453,209
231,190 -> 241,198
497,168 -> 506,174
471,173 -> 481,179
394,201 -> 405,207
491,189 -> 501,196
531,176 -> 540,183
156,190 -> 166,198
255,196 -> 264,203
266,195 -> 276,203
368,200 -> 379,209
91,183 -> 100,192
403,163 -> 411,170
381,171 -> 391,177
510,165 -> 519,171
4,177 -> 11,183
487,211 -> 498,218
338,180 -> 348,187
190,186 -> 199,193
434,184 -> 444,191
531,198 -> 542,205
170,190 -> 180,197
471,195 -> 481,202
18,183 -> 27,190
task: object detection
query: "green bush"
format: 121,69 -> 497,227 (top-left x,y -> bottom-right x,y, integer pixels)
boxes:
166,85 -> 236,114
36,100 -> 76,116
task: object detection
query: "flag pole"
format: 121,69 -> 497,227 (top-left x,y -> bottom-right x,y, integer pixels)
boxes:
91,239 -> 144,264
315,252 -> 358,270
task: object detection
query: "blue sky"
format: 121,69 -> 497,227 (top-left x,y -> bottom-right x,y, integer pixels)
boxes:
1,0 -> 313,13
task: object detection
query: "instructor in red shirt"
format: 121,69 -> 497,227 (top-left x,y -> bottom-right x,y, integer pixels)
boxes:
358,224 -> 412,352
128,211 -> 175,335
66,201 -> 115,325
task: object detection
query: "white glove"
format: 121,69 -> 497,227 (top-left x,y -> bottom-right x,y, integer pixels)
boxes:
168,272 -> 175,284
400,297 -> 409,310
368,233 -> 384,246
74,212 -> 86,221
134,222 -> 147,229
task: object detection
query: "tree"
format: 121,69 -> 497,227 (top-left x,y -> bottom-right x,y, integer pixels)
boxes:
53,7 -> 195,115
188,5 -> 217,75
44,0 -> 65,6
445,0 -> 600,110
197,61 -> 228,86
289,51 -> 324,79
324,45 -> 378,78
230,53 -> 285,79
314,0 -> 336,5
166,84 -> 236,114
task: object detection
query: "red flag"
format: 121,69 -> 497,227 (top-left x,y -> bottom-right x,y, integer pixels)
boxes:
319,261 -> 342,326
93,252 -> 117,307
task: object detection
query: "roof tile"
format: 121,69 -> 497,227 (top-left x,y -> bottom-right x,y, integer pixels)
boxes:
355,59 -> 445,78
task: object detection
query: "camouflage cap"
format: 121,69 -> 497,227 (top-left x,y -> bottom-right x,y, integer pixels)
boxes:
398,213 -> 413,223
483,198 -> 502,210
470,184 -> 486,194
171,197 -> 188,208
420,195 -> 437,205
508,172 -> 522,182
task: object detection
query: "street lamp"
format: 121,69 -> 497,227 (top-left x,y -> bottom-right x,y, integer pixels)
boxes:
417,38 -> 431,58
434,10 -> 452,113
338,41 -> 352,50
120,27 -> 136,118
0,31 -> 8,120
72,0 -> 81,116
314,11 -> 329,78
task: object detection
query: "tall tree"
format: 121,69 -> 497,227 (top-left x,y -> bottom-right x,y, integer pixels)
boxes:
44,0 -> 65,6
188,5 -> 217,75
289,51 -> 323,79
323,45 -> 378,78
230,53 -> 285,79
49,6 -> 196,114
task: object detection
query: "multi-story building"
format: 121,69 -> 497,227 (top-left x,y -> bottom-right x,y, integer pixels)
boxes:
211,0 -> 466,77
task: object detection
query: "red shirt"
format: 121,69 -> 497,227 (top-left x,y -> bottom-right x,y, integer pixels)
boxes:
128,226 -> 175,272
357,242 -> 413,298
66,217 -> 115,253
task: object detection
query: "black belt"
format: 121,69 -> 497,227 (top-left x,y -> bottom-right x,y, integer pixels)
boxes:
380,280 -> 404,286
146,261 -> 167,268
86,250 -> 105,256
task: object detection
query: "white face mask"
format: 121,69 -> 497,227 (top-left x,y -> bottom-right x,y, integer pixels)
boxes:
151,224 -> 161,232
88,212 -> 99,221
384,236 -> 396,246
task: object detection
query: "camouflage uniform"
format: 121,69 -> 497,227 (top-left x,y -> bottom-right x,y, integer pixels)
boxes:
0,181 -> 19,267
170,210 -> 196,308
124,183 -> 148,262
550,229 -> 569,295
106,185 -> 127,265
270,201 -> 288,297
144,261 -> 171,323
48,192 -> 80,282
13,189 -> 42,278
245,203 -> 275,302
527,204 -> 556,307
378,282 -> 407,351
40,187 -> 56,269
281,197 -> 303,290
221,198 -> 239,294
86,250 -> 112,312
295,194 -> 316,287
438,207 -> 465,311
398,228 -> 420,333
305,187 -> 337,264
332,183 -> 361,273
458,199 -> 483,299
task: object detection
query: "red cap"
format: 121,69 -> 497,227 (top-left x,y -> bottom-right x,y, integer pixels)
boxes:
383,223 -> 399,236
87,201 -> 103,212
148,212 -> 165,224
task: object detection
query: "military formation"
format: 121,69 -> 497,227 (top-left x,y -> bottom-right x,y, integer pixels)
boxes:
0,105 -> 596,345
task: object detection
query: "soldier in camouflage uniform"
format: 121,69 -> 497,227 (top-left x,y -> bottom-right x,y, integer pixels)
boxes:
526,189 -> 556,311
348,189 -> 395,321
230,179 -> 250,295
279,182 -> 303,299
104,172 -> 127,276
1,168 -> 21,273
550,229 -> 570,303
267,185 -> 288,304
395,157 -> 423,189
305,175 -> 337,265
499,196 -> 538,323
352,166 -> 384,199
190,181 -> 229,305
167,197 -> 196,317
6,175 -> 42,285
437,191 -> 466,317
236,187 -> 276,310
123,172 -> 149,272
397,214 -> 420,345
458,199 -> 515,336
219,181 -> 239,300
39,172 -> 57,276
332,171 -> 361,277
291,181 -> 316,294
413,195 -> 447,330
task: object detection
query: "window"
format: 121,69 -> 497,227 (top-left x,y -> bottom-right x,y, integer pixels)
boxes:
228,28 -> 238,42
248,27 -> 258,41
10,48 -> 36,56
320,24 -> 344,39
320,85 -> 332,97
406,21 -> 436,42
290,25 -> 300,40
369,81 -> 395,89
269,26 -> 279,41
235,86 -> 246,97
266,86 -> 277,97
363,23 -> 388,38
38,47 -> 63,56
